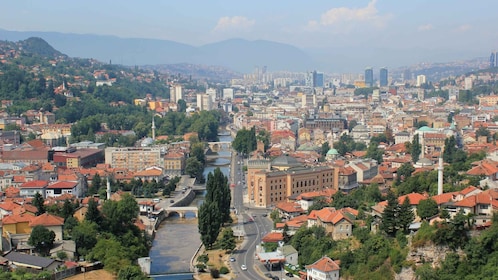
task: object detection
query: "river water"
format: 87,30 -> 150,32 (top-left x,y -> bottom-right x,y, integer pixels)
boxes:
149,133 -> 232,279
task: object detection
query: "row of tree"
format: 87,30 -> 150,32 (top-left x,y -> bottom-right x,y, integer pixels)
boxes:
198,168 -> 232,249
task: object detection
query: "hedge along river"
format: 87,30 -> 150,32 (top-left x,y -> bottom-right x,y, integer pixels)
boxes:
149,133 -> 232,279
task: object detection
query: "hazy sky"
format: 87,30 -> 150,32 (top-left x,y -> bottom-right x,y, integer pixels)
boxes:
2,0 -> 497,70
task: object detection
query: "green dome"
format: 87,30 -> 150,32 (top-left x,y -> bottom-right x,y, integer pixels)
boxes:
418,126 -> 435,132
327,148 -> 339,155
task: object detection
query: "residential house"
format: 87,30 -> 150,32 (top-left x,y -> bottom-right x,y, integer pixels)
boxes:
2,214 -> 33,236
307,207 -> 357,240
29,213 -> 64,241
305,256 -> 341,280
275,202 -> 305,220
50,240 -> 76,260
4,251 -> 62,271
466,159 -> 498,189
139,201 -> 157,215
164,151 -> 186,176
45,181 -> 83,198
349,159 -> 378,184
277,245 -> 299,266
19,180 -> 49,198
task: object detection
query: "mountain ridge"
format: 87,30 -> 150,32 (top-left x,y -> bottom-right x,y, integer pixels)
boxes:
0,29 -> 312,72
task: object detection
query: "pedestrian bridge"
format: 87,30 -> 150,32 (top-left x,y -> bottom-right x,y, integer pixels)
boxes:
165,206 -> 198,218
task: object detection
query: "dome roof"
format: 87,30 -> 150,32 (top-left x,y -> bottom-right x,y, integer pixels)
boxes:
418,126 -> 435,132
272,155 -> 300,166
416,157 -> 433,166
327,148 -> 339,155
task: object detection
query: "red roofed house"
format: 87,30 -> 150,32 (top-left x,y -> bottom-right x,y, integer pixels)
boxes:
29,213 -> 64,241
19,180 -> 49,198
2,214 -> 33,236
261,232 -> 284,243
275,202 -> 305,220
305,256 -> 340,280
45,181 -> 83,198
307,207 -> 356,240
466,159 -> 498,189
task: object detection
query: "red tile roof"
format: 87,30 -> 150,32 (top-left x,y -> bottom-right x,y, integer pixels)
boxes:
20,180 -> 49,189
29,213 -> 64,227
276,202 -> 305,214
398,193 -> 428,205
2,214 -> 34,224
47,181 -> 78,189
305,256 -> 340,272
261,232 -> 284,243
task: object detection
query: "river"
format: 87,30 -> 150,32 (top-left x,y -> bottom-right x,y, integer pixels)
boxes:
149,133 -> 232,279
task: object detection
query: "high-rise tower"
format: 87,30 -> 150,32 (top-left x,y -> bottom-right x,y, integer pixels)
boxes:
491,51 -> 497,68
379,67 -> 388,87
365,67 -> 374,87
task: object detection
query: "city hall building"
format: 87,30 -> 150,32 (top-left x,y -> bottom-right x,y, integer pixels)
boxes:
247,155 -> 338,208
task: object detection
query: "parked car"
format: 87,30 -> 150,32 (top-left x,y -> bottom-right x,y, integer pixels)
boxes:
241,264 -> 247,271
170,200 -> 174,203
264,273 -> 273,278
230,257 -> 235,262
286,272 -> 294,277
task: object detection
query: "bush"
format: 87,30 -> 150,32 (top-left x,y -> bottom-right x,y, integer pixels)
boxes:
210,268 -> 220,278
219,266 -> 229,274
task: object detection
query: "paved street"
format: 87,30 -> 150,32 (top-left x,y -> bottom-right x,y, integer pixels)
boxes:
229,152 -> 277,280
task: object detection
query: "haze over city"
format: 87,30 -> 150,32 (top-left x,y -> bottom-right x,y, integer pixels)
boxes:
2,0 -> 497,72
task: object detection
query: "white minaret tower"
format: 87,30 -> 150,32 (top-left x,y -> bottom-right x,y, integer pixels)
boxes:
151,115 -> 156,140
437,157 -> 444,195
106,176 -> 111,200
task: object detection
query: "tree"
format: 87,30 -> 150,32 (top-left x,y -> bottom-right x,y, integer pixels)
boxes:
85,198 -> 102,225
219,228 -> 236,252
33,192 -> 46,216
417,199 -> 439,220
232,127 -> 257,156
205,168 -> 231,224
117,265 -> 149,280
443,136 -> 458,163
177,99 -> 187,113
397,163 -> 415,181
72,220 -> 98,257
198,201 -> 221,249
381,191 -> 399,236
190,142 -> 206,165
28,226 -> 55,256
398,197 -> 415,233
185,157 -> 204,183
321,141 -> 330,157
411,135 -> 421,163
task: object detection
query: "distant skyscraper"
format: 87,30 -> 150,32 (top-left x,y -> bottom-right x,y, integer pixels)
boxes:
416,75 -> 426,87
312,71 -> 324,88
491,51 -> 497,68
379,67 -> 388,87
365,67 -> 374,87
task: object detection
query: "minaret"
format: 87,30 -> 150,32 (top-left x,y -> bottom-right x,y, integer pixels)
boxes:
151,115 -> 156,140
106,176 -> 111,200
437,157 -> 444,195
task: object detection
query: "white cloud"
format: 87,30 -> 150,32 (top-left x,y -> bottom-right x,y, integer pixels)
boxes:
213,16 -> 255,32
417,24 -> 433,31
306,0 -> 390,32
455,24 -> 471,32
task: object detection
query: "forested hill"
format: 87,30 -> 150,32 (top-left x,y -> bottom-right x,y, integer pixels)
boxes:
0,37 -> 64,58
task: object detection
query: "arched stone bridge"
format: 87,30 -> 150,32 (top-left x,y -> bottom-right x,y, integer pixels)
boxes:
207,141 -> 231,153
165,206 -> 198,218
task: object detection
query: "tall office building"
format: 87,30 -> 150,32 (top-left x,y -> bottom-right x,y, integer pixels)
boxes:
379,67 -> 388,87
491,51 -> 497,68
312,71 -> 324,88
365,67 -> 374,87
